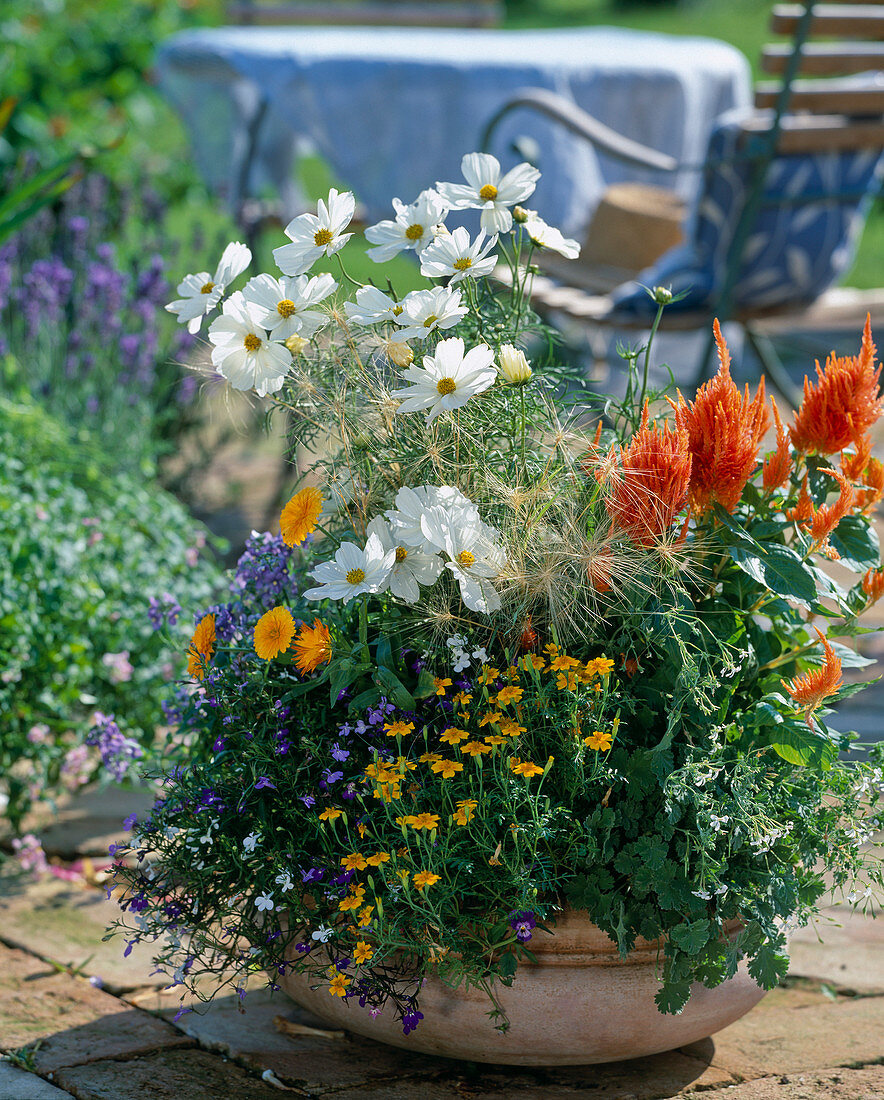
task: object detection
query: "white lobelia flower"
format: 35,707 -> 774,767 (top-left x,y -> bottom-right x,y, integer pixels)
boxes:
311,925 -> 333,942
366,516 -> 443,604
304,532 -> 396,604
255,893 -> 275,912
420,505 -> 505,614
344,285 -> 405,326
275,871 -> 295,892
391,336 -> 496,422
437,152 -> 540,234
207,292 -> 292,397
386,484 -> 478,550
242,272 -> 337,339
365,189 -> 449,262
165,241 -> 251,334
519,210 -> 581,259
393,286 -> 468,342
273,189 -> 355,276
420,227 -> 498,284
243,832 -> 260,853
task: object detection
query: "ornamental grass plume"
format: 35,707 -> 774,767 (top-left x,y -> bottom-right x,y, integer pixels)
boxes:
281,486 -> 324,547
601,404 -> 692,548
783,628 -> 843,725
254,606 -> 296,660
790,316 -> 882,455
186,613 -> 216,679
670,320 -> 768,513
293,618 -> 332,674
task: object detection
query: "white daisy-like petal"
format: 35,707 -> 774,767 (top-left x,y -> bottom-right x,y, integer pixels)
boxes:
393,286 -> 467,341
344,285 -> 405,326
165,242 -> 252,333
207,291 -> 292,397
385,484 -> 478,550
365,188 -> 449,262
366,516 -> 443,604
391,336 -> 496,422
437,152 -> 540,235
521,212 -> 581,259
214,241 -> 252,286
419,227 -> 498,284
304,533 -> 396,604
243,272 -> 337,338
273,189 -> 355,276
419,503 -> 505,614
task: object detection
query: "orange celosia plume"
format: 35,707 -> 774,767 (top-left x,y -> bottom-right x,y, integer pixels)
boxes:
809,469 -> 855,547
840,433 -> 884,514
790,315 -> 882,455
670,320 -> 769,513
602,404 -> 692,548
862,567 -> 884,606
782,628 -> 843,726
762,398 -> 792,493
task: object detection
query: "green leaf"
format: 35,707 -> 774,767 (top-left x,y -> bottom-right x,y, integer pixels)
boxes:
808,641 -> 877,670
729,545 -> 817,605
374,666 -> 416,710
829,515 -> 881,573
655,980 -> 692,1015
413,669 -> 438,700
747,942 -> 790,989
767,723 -> 838,770
670,918 -> 711,955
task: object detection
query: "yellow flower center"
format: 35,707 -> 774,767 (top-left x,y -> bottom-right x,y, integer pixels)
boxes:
405,223 -> 424,241
423,314 -> 438,328
346,567 -> 366,585
200,281 -> 216,294
453,257 -> 473,270
436,377 -> 457,396
314,228 -> 334,246
277,298 -> 297,317
479,184 -> 498,201
456,550 -> 475,567
392,305 -> 403,316
395,547 -> 408,563
243,333 -> 262,352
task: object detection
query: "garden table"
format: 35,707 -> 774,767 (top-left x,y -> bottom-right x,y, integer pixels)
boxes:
155,25 -> 751,237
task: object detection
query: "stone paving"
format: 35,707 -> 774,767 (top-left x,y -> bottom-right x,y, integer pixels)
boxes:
1,796 -> 883,1100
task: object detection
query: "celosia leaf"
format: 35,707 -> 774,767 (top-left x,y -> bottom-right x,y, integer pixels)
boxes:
729,545 -> 817,605
767,723 -> 837,770
828,515 -> 880,573
806,641 -> 876,670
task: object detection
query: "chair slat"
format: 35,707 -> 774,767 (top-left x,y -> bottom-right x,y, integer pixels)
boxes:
229,1 -> 500,26
772,4 -> 884,39
754,77 -> 884,113
741,112 -> 884,152
762,42 -> 884,75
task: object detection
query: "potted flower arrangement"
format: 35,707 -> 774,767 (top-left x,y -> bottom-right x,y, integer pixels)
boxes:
108,153 -> 884,1066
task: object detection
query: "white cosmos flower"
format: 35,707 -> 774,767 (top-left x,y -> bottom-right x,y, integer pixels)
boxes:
366,516 -> 443,604
344,285 -> 405,326
437,152 -> 540,234
242,272 -> 337,339
420,227 -> 498,284
420,505 -> 505,614
273,189 -> 355,276
365,189 -> 449,262
386,484 -> 478,550
207,292 -> 292,397
165,241 -> 251,334
391,336 -> 496,422
520,210 -> 581,259
304,532 -> 395,604
393,286 -> 468,342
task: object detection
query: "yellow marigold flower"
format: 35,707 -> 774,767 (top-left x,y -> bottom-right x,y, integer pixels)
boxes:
462,740 -> 491,757
454,691 -> 473,706
357,823 -> 367,838
510,758 -> 544,778
280,486 -> 323,547
384,719 -> 415,738
544,643 -> 559,658
440,726 -> 469,745
495,685 -> 524,706
319,807 -> 343,822
550,655 -> 580,672
365,851 -> 391,866
484,734 -> 507,746
584,730 -> 613,752
589,656 -> 615,677
357,905 -> 375,927
433,677 -> 453,696
477,666 -> 500,685
395,755 -> 418,772
453,798 -> 478,825
395,815 -> 417,828
411,812 -> 441,830
353,941 -> 374,964
478,711 -> 502,728
186,613 -> 216,679
341,853 -> 367,871
338,893 -> 363,912
328,973 -> 351,997
413,870 -> 441,891
497,718 -> 526,738
521,653 -> 545,672
254,606 -> 296,660
397,868 -> 411,883
431,758 -> 464,779
419,751 -> 442,764
557,670 -> 578,691
293,618 -> 331,674
504,665 -> 521,682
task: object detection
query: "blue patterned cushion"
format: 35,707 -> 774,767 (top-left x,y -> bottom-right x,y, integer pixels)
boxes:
610,108 -> 884,317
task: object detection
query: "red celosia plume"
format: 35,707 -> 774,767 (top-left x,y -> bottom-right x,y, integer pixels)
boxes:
782,628 -> 843,725
791,315 -> 882,455
602,403 -> 692,548
670,320 -> 769,513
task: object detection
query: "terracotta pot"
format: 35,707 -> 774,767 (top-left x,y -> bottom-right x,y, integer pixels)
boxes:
278,910 -> 767,1065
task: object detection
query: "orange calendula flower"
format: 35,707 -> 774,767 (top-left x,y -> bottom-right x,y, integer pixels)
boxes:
670,321 -> 768,514
431,758 -> 464,779
186,613 -> 216,679
384,719 -> 415,738
783,628 -> 843,725
762,397 -> 792,493
439,727 -> 470,745
293,618 -> 331,674
462,740 -> 492,757
453,798 -> 478,825
862,567 -> 884,605
584,730 -> 613,752
603,403 -> 693,546
254,606 -> 296,660
328,973 -> 351,997
353,941 -> 374,964
413,870 -> 441,890
280,485 -> 323,547
791,317 -> 882,455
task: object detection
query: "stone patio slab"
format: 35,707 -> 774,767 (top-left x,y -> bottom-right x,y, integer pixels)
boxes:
0,1063 -> 74,1099
706,1063 -> 884,1098
789,906 -> 884,993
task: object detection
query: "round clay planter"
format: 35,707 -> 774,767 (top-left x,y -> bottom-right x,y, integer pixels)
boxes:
279,910 -> 767,1065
